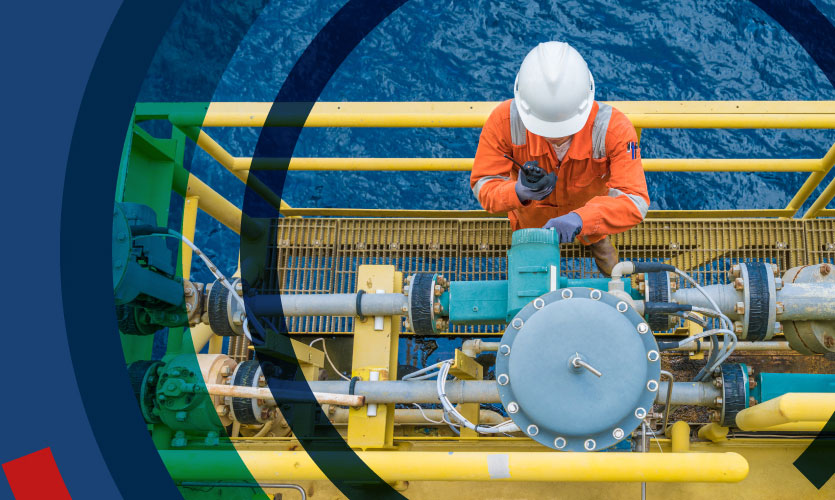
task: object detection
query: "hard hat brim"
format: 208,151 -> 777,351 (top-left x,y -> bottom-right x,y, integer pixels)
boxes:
512,95 -> 594,139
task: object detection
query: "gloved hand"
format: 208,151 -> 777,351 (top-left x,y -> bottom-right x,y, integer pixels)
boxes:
514,160 -> 557,202
543,212 -> 583,244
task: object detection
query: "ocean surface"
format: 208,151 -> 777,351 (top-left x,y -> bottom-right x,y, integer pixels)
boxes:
138,0 -> 835,367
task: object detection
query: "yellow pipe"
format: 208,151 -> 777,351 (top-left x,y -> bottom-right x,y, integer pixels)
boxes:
786,142 -> 835,214
698,423 -> 729,443
803,173 -> 835,219
670,421 -> 691,453
182,126 -> 292,214
231,157 -> 822,173
275,208 -> 795,219
161,450 -> 749,483
172,101 -> 835,128
188,323 -> 215,353
184,175 -> 243,235
735,393 -> 835,431
180,196 -> 199,279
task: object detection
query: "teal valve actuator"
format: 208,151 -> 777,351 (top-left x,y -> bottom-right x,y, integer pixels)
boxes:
425,229 -> 637,331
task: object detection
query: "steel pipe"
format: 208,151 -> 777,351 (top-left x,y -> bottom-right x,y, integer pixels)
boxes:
324,407 -> 506,426
161,450 -> 749,483
299,380 -> 720,406
249,293 -> 408,317
776,284 -> 835,320
204,383 -> 364,407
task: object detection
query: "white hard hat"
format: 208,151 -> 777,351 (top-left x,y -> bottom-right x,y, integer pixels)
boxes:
513,42 -> 595,138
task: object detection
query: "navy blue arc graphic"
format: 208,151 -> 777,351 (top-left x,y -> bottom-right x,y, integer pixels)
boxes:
241,0 -> 409,498
750,0 -> 835,489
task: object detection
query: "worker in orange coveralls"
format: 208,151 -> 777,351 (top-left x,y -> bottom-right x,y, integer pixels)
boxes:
470,41 -> 649,276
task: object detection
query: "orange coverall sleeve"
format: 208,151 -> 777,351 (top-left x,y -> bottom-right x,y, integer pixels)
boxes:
470,102 -> 526,213
573,109 -> 650,239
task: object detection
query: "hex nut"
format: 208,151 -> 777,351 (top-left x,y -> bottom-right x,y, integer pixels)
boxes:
733,278 -> 745,290
731,264 -> 741,278
734,302 -> 745,315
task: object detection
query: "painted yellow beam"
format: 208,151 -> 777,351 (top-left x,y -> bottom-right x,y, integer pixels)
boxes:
231,156 -> 824,173
698,423 -> 729,443
735,393 -> 835,430
161,450 -> 749,483
275,208 -> 796,219
669,421 -> 691,453
180,196 -> 199,278
168,101 -> 835,128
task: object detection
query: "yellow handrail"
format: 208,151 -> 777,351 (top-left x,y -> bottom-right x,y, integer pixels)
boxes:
136,101 -> 835,220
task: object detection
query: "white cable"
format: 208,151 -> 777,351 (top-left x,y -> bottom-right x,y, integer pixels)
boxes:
308,338 -> 351,381
173,229 -> 253,342
673,267 -> 738,379
435,361 -> 515,434
402,361 -> 446,381
411,403 -> 445,424
643,419 -> 664,453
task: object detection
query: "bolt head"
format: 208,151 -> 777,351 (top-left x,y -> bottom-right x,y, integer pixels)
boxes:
507,402 -> 519,413
185,287 -> 194,297
710,410 -> 720,422
749,397 -> 758,407
775,302 -> 784,315
774,277 -> 784,290
734,301 -> 745,315
713,378 -> 723,388
714,397 -> 723,406
731,264 -> 741,278
733,277 -> 745,290
821,264 -> 832,276
734,321 -> 744,334
774,322 -> 783,334
771,263 -> 780,277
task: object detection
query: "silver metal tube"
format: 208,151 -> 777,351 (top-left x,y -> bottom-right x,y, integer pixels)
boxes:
251,293 -> 408,317
304,380 -> 720,406
672,285 -> 740,319
325,407 -> 507,426
777,283 -> 835,320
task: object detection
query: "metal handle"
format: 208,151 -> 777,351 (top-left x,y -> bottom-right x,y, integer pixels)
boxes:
570,353 -> 603,377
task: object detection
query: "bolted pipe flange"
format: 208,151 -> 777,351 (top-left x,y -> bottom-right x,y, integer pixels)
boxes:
496,287 -> 659,452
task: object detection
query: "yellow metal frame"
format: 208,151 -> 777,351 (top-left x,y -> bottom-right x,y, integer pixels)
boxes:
136,101 -> 835,221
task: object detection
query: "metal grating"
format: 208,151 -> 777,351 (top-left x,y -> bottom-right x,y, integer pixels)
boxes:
266,218 -> 823,335
804,219 -> 835,265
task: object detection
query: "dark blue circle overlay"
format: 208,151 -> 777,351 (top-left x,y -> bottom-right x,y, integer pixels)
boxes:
57,0 -> 835,498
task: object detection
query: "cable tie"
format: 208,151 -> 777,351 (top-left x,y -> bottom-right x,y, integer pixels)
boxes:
348,376 -> 361,395
355,290 -> 367,321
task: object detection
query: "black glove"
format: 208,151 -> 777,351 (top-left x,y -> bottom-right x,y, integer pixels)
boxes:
515,160 -> 557,202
